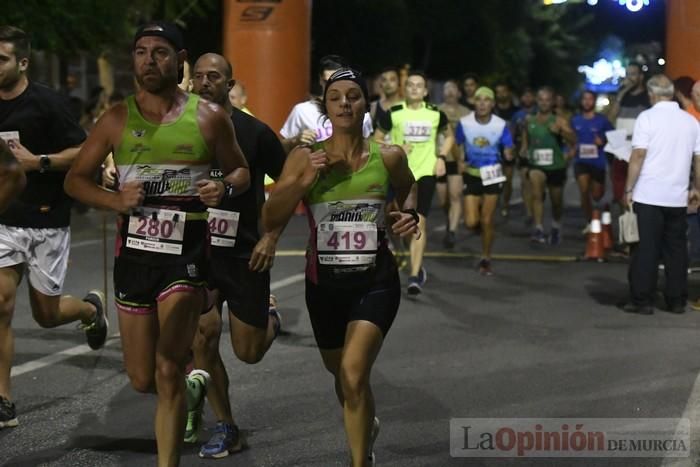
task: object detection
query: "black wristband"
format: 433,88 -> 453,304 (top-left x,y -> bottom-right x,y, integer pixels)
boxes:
438,155 -> 447,161
401,208 -> 420,224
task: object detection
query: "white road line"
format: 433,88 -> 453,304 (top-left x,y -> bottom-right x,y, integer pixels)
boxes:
11,272 -> 306,378
11,337 -> 120,377
270,273 -> 305,290
71,239 -> 103,249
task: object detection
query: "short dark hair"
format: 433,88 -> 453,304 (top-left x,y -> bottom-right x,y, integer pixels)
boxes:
674,76 -> 694,99
379,66 -> 400,77
494,82 -> 511,91
407,69 -> 428,85
581,90 -> 598,102
461,72 -> 479,84
537,85 -> 555,96
521,86 -> 535,96
319,54 -> 347,74
0,26 -> 30,60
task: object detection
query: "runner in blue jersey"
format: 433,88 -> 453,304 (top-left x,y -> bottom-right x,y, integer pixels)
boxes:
455,87 -> 513,275
571,90 -> 614,230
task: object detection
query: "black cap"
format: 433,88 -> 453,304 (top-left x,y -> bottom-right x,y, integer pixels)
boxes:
133,21 -> 185,51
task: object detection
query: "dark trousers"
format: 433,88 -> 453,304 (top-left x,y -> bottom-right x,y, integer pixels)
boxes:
629,202 -> 688,307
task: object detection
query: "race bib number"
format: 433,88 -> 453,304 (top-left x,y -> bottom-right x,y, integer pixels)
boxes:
316,222 -> 378,266
403,121 -> 432,143
0,131 -> 19,144
208,208 -> 239,248
533,149 -> 554,166
479,164 -> 506,186
127,208 -> 185,255
579,144 -> 598,159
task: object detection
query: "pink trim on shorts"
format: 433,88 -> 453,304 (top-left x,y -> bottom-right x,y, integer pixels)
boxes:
116,302 -> 155,315
156,282 -> 205,303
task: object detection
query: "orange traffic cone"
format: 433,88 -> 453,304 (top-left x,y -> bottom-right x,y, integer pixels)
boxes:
584,210 -> 605,261
601,206 -> 613,251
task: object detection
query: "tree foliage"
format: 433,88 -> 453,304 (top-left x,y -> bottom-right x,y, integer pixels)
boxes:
312,0 -> 593,93
2,0 -> 216,55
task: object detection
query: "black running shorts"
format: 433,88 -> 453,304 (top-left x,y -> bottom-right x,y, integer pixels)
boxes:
208,255 -> 270,330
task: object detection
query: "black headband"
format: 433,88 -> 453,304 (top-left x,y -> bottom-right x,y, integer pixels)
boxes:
133,21 -> 185,51
323,68 -> 370,105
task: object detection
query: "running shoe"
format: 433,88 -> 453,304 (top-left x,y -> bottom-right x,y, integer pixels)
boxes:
581,223 -> 591,236
501,208 -> 508,218
0,396 -> 17,429
549,228 -> 561,246
81,290 -> 108,350
184,369 -> 211,443
530,228 -> 546,244
478,259 -> 493,276
368,416 -> 380,467
691,299 -> 700,312
269,294 -> 282,337
199,421 -> 244,459
443,231 -> 456,249
418,266 -> 428,287
407,276 -> 422,295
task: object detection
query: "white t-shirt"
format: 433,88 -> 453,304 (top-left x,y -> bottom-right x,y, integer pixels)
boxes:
631,101 -> 700,207
280,100 -> 373,142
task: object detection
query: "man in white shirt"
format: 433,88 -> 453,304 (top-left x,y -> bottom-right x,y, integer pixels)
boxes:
280,55 -> 373,153
621,74 -> 700,315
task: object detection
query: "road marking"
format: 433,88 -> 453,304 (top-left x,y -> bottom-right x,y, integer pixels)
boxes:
11,337 -> 121,377
276,250 -> 579,262
71,239 -> 103,249
11,273 -> 306,378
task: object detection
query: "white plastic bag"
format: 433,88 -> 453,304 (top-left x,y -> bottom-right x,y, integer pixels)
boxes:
619,210 -> 639,244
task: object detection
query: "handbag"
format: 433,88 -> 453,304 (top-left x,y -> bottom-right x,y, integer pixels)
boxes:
618,209 -> 639,244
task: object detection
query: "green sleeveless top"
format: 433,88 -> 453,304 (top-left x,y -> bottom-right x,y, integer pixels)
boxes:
386,102 -> 444,179
304,140 -> 391,285
526,114 -> 565,171
114,94 -> 212,213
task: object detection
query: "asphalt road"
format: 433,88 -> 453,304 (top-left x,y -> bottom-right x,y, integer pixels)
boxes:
3,184 -> 700,466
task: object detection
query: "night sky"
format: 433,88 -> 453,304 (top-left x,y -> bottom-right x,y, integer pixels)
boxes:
586,0 -> 665,45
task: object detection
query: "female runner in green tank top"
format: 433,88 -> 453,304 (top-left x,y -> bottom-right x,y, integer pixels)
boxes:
264,68 -> 418,467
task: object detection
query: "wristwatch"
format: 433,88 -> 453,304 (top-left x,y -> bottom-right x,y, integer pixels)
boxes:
39,154 -> 51,173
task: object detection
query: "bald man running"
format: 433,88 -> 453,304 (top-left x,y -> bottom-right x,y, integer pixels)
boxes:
187,53 -> 286,458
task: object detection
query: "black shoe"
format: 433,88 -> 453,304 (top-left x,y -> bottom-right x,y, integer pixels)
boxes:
82,290 -> 109,350
407,276 -> 422,295
618,302 -> 654,315
443,231 -> 456,249
667,304 -> 687,314
0,396 -> 18,429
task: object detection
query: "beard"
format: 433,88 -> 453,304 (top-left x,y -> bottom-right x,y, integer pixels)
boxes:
135,69 -> 177,94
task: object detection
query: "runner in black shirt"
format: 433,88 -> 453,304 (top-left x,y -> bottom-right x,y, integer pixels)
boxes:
187,53 -> 286,458
494,83 -> 520,217
0,26 -> 107,430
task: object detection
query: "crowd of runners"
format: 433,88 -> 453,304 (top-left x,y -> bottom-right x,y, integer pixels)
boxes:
1,19 -> 698,467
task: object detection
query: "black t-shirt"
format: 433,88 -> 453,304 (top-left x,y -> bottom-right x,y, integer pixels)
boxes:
495,104 -> 520,122
210,107 -> 286,259
0,81 -> 86,228
618,90 -> 651,120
